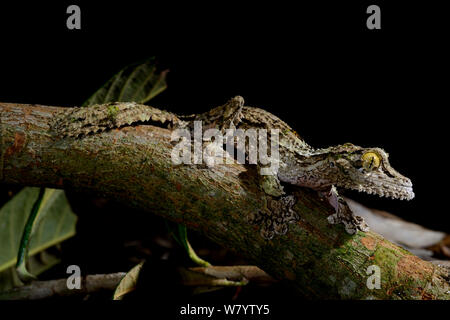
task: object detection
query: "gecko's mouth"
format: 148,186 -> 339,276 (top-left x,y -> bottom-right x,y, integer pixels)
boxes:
344,182 -> 414,201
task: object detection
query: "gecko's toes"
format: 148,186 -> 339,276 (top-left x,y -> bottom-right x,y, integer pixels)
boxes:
273,221 -> 289,235
355,216 -> 370,232
343,216 -> 369,234
327,214 -> 339,225
344,224 -> 358,235
260,227 -> 275,240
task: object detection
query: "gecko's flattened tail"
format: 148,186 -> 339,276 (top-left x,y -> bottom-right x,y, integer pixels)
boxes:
51,102 -> 182,138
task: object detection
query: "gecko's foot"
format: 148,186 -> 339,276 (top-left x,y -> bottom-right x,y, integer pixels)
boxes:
327,210 -> 369,234
248,195 -> 299,240
321,185 -> 370,235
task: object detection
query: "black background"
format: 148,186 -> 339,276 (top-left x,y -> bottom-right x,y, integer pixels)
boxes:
0,0 -> 449,313
1,1 -> 447,231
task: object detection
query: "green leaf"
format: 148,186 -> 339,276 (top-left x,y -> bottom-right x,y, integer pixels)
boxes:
167,223 -> 211,267
113,262 -> 144,300
83,57 -> 168,106
0,188 -> 77,289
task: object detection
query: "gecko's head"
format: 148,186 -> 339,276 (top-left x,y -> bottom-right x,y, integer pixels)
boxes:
325,143 -> 414,200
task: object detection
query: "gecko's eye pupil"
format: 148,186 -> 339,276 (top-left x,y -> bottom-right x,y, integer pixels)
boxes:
361,152 -> 381,171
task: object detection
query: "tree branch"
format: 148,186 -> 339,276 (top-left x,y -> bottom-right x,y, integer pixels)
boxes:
1,102 -> 449,299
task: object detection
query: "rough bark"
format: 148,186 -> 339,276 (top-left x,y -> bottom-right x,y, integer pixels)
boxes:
1,102 -> 449,300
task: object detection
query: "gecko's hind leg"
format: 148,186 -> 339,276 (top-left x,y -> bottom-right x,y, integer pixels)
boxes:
320,185 -> 369,234
248,171 -> 299,239
248,195 -> 299,240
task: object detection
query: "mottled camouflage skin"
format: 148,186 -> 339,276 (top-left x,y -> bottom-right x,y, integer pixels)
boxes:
52,102 -> 181,138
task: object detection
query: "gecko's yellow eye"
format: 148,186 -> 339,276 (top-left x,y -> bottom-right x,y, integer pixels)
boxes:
361,152 -> 381,171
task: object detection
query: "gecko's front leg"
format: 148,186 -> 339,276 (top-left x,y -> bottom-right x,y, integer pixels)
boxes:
320,185 -> 369,234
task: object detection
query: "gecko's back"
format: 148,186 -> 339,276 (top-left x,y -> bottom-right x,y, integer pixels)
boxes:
238,106 -> 313,154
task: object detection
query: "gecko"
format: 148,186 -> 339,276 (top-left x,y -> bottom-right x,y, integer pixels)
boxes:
51,97 -> 414,239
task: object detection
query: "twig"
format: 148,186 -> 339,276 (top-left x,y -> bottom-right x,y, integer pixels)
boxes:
0,273 -> 126,300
